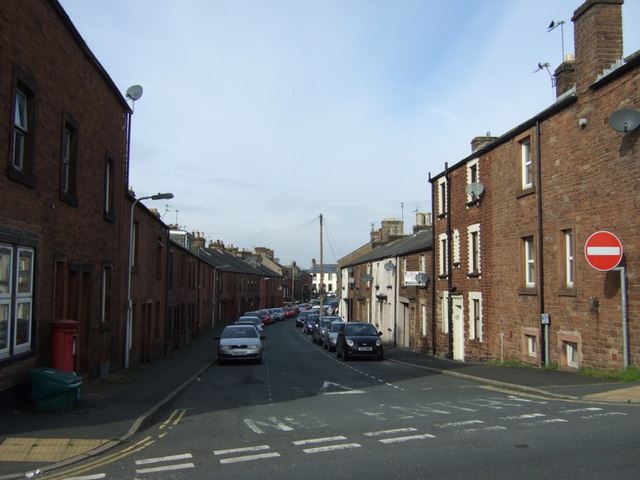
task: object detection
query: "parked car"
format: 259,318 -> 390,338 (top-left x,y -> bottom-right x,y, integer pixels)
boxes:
216,324 -> 264,364
268,308 -> 284,322
296,310 -> 311,328
282,306 -> 296,318
336,322 -> 384,361
312,316 -> 340,345
245,310 -> 272,325
303,313 -> 320,335
323,321 -> 346,352
235,316 -> 264,334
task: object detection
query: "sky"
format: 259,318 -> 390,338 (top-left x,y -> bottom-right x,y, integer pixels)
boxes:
58,0 -> 639,268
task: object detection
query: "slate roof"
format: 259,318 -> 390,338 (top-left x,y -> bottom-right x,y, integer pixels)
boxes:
343,229 -> 433,268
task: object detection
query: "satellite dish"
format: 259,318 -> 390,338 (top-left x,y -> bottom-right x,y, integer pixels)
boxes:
348,277 -> 355,284
465,182 -> 485,197
346,267 -> 353,273
126,85 -> 144,101
361,274 -> 373,282
415,273 -> 429,284
384,261 -> 396,272
609,109 -> 640,133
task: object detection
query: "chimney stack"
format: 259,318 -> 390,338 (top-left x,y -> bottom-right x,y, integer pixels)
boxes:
572,0 -> 623,93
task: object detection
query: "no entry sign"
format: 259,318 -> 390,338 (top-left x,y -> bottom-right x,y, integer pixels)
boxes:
584,231 -> 623,271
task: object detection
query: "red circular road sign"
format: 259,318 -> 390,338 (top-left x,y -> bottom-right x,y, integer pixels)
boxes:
584,231 -> 623,271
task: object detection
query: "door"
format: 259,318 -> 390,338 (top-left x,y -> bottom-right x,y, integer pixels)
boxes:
452,296 -> 464,361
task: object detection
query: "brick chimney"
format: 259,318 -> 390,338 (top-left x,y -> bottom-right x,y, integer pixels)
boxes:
471,133 -> 497,152
554,54 -> 576,97
571,0 -> 623,93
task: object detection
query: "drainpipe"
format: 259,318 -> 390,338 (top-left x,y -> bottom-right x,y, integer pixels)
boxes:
429,172 -> 437,355
535,121 -> 549,367
445,163 -> 454,359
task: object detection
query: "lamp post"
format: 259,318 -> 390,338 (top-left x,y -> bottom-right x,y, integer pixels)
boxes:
213,264 -> 230,328
125,192 -> 174,369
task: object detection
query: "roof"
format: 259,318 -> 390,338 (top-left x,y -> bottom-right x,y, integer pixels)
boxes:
343,229 -> 433,268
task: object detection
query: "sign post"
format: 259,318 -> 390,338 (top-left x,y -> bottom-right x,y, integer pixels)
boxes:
584,231 -> 628,368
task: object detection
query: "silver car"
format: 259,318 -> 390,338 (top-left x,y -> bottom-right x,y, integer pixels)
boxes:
216,325 -> 264,364
235,316 -> 264,334
323,321 -> 345,352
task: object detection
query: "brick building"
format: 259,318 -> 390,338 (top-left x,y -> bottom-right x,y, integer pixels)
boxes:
0,0 -> 131,406
430,0 -> 639,370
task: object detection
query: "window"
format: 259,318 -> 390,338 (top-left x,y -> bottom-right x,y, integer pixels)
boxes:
9,67 -> 38,187
520,138 -> 533,189
441,292 -> 449,334
104,153 -> 116,220
468,224 -> 481,275
466,159 -> 480,203
438,233 -> 448,277
565,342 -> 579,368
563,229 -> 574,288
526,334 -> 538,357
468,293 -> 482,341
452,229 -> 460,266
437,177 -> 447,217
60,114 -> 79,204
523,236 -> 535,288
421,303 -> 427,337
0,244 -> 35,359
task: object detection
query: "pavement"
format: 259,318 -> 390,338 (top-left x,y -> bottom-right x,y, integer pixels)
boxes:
1,325 -> 639,480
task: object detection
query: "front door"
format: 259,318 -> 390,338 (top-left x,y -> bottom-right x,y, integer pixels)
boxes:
452,296 -> 464,360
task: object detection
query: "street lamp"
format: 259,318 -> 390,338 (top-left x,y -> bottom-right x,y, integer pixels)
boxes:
213,264 -> 230,328
125,192 -> 174,369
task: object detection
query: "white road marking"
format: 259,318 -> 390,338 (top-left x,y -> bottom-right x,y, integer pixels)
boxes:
500,413 -> 546,420
64,475 -> 106,480
219,452 -> 281,464
464,426 -> 507,433
519,418 -> 568,426
136,453 -> 193,465
378,434 -> 435,444
581,412 -> 627,419
243,417 -> 295,434
214,445 -> 271,455
364,428 -> 417,437
293,436 -> 347,446
438,420 -> 484,428
561,407 -> 602,414
136,463 -> 194,474
303,443 -> 361,454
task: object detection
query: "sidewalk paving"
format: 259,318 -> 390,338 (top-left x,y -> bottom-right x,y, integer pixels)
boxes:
1,329 -> 638,479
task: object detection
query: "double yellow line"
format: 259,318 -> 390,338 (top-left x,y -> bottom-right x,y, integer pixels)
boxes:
46,409 -> 188,480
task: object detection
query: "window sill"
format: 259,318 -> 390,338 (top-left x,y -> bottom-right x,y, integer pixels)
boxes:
557,287 -> 577,297
518,287 -> 537,296
437,212 -> 448,219
7,166 -> 36,188
60,191 -> 79,207
466,198 -> 480,207
103,211 -> 116,223
516,186 -> 535,199
467,272 -> 481,278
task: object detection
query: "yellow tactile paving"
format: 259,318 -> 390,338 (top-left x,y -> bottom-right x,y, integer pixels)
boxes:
0,437 -> 110,462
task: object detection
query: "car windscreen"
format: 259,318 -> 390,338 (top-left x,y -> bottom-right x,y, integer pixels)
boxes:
330,323 -> 345,332
222,327 -> 258,339
345,324 -> 378,336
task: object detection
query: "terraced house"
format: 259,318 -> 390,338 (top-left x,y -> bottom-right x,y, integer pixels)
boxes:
429,0 -> 639,370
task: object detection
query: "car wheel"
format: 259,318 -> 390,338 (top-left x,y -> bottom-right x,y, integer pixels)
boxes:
337,346 -> 342,358
377,353 -> 384,361
342,349 -> 350,361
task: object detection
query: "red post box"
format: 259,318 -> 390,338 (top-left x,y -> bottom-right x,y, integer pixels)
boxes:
49,320 -> 79,373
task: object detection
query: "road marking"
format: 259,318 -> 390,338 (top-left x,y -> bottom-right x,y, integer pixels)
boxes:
438,420 -> 484,428
219,452 -> 281,464
243,417 -> 295,434
500,413 -> 546,420
464,426 -> 507,433
379,433 -> 435,444
214,445 -> 271,455
519,418 -> 568,426
136,453 -> 193,465
136,463 -> 195,474
303,443 -> 361,454
159,409 -> 187,430
292,436 -> 347,446
581,412 -> 627,419
561,407 -> 602,414
64,475 -> 106,480
364,428 -> 417,437
320,381 -> 366,395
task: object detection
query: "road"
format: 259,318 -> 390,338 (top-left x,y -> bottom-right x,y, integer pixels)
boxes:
52,319 -> 639,480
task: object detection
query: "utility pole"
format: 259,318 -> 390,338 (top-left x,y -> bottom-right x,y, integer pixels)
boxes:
319,214 -> 324,313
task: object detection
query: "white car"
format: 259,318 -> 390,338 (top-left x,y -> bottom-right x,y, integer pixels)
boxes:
216,325 -> 264,364
323,321 -> 346,352
235,316 -> 264,334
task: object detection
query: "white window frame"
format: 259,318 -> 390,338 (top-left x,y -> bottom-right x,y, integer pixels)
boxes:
566,341 -> 579,368
421,303 -> 428,337
0,244 -> 34,358
468,292 -> 482,341
438,233 -> 448,276
441,291 -> 449,334
564,230 -> 574,288
466,158 -> 479,202
526,334 -> 538,357
468,223 -> 481,274
524,237 -> 535,288
437,177 -> 447,216
13,89 -> 28,170
521,138 -> 532,189
452,229 -> 460,266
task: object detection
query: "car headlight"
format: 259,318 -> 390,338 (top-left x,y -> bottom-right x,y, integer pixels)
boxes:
220,345 -> 233,351
376,339 -> 382,346
346,339 -> 354,347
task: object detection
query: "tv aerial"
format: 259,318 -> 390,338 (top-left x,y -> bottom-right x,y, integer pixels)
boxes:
465,182 -> 485,198
608,109 -> 640,133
